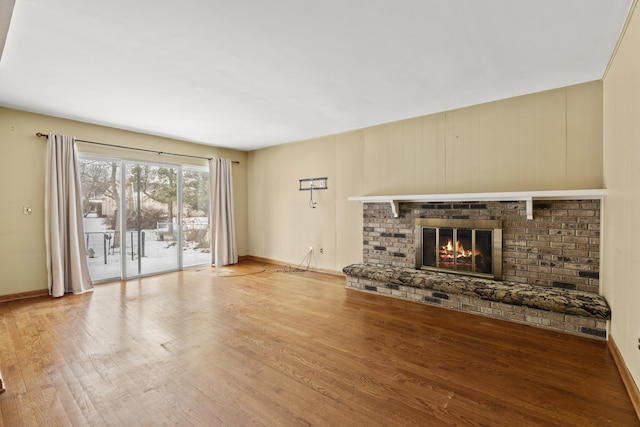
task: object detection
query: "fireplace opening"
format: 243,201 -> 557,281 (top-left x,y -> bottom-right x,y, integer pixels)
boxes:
415,219 -> 502,279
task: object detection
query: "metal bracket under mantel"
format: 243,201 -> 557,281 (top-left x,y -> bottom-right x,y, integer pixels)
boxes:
389,200 -> 400,218
348,189 -> 606,220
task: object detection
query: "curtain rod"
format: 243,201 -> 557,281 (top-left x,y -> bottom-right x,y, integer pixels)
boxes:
35,132 -> 240,164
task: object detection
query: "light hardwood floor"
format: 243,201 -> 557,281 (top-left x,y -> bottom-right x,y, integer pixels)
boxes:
0,259 -> 637,426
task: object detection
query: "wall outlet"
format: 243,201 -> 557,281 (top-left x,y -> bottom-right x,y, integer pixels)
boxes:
320,248 -> 324,254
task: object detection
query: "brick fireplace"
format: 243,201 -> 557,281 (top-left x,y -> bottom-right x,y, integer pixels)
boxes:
346,191 -> 608,338
362,199 -> 601,294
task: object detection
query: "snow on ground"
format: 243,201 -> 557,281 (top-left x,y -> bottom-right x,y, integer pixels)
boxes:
83,216 -> 210,282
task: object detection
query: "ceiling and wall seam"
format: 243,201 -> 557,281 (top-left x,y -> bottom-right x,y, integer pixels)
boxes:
603,0 -> 638,80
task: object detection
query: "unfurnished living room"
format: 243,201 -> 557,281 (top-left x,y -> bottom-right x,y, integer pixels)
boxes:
1,1 -> 640,426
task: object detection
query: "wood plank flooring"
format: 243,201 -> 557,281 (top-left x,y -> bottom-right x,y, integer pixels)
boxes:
0,259 -> 637,426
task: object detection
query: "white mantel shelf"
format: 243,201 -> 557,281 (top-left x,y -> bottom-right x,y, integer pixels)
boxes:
348,189 -> 606,220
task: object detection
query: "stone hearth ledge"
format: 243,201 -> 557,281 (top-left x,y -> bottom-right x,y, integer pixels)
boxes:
342,264 -> 610,320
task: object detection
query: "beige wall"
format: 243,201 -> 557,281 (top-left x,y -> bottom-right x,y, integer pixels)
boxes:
248,81 -> 603,272
0,107 -> 248,296
603,2 -> 640,391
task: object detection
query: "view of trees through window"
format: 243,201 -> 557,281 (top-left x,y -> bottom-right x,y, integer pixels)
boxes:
79,157 -> 210,282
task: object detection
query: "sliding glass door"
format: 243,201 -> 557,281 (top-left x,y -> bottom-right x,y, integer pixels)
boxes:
124,163 -> 179,278
79,156 -> 211,282
182,168 -> 211,267
79,158 -> 122,282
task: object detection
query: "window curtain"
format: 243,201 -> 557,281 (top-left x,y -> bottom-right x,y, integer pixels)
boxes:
208,158 -> 238,266
45,134 -> 93,297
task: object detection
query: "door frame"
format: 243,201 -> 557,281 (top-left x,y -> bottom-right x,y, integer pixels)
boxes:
78,154 -> 211,283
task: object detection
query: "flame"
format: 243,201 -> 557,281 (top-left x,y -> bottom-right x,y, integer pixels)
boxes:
440,239 -> 473,259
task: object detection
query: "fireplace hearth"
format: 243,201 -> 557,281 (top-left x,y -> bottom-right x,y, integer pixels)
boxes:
415,218 -> 502,279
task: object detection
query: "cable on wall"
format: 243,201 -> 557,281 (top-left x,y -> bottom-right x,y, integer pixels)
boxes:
299,177 -> 328,209
309,182 -> 317,208
278,248 -> 314,273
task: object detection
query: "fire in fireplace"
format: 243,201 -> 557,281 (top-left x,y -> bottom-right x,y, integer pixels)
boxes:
415,218 -> 502,279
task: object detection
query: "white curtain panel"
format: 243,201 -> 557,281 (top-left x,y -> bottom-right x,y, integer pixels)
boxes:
208,158 -> 238,266
45,134 -> 93,297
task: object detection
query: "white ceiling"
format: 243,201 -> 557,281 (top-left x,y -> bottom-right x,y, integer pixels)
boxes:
0,0 -> 633,151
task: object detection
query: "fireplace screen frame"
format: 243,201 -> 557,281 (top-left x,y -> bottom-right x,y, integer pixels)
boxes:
415,218 -> 502,280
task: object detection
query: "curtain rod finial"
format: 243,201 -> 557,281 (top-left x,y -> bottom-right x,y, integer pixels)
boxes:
36,132 -> 47,138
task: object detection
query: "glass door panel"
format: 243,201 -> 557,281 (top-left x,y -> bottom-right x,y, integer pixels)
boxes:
124,163 -> 179,278
80,156 -> 210,282
79,159 -> 122,282
422,227 -> 437,268
456,229 -> 473,272
182,168 -> 211,267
